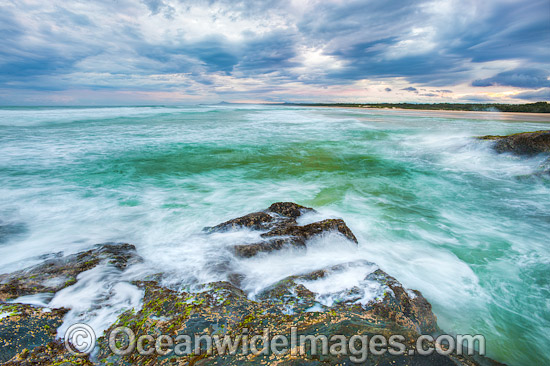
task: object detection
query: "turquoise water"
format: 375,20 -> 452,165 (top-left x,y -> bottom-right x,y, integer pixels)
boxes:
0,105 -> 548,365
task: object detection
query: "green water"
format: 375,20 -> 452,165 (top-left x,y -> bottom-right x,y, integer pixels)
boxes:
0,105 -> 548,365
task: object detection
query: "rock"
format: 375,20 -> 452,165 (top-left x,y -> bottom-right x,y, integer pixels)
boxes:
234,218 -> 358,257
92,274 -> 502,366
234,238 -> 300,258
206,203 -> 357,258
366,269 -> 438,334
478,130 -> 550,155
206,211 -> 279,232
205,202 -> 315,233
4,339 -> 94,366
256,262 -> 437,335
0,243 -> 141,301
0,303 -> 69,363
261,218 -> 358,243
267,202 -> 315,218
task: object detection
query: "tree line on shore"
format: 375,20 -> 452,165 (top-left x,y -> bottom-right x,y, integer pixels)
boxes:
286,101 -> 549,113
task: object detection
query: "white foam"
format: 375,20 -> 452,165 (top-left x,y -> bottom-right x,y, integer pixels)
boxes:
10,293 -> 54,307
50,265 -> 143,339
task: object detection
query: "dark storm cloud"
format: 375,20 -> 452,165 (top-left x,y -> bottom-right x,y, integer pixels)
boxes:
235,31 -> 299,73
472,68 -> 550,88
511,88 -> 550,101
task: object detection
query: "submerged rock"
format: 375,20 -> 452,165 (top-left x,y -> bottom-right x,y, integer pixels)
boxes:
0,242 -> 141,301
478,130 -> 550,155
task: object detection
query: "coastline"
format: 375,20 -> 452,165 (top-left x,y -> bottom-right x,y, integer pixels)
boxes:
290,104 -> 550,122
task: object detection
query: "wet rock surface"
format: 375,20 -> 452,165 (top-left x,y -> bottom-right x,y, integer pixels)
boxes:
0,242 -> 142,301
0,204 -> 505,365
4,339 -> 94,366
478,130 -> 550,156
207,202 -> 357,258
0,303 -> 69,363
205,202 -> 315,234
93,276 -> 500,366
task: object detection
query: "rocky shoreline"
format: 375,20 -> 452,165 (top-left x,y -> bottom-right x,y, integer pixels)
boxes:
0,202 -> 506,365
478,130 -> 550,156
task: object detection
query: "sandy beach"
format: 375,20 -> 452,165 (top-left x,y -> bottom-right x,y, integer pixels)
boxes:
296,105 -> 550,122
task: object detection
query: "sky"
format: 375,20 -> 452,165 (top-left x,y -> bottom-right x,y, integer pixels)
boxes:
0,0 -> 549,105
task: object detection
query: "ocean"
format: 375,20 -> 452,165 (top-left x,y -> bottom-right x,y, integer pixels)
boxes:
0,105 -> 548,365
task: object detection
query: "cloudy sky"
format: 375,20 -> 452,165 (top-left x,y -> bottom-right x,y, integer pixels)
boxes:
0,0 -> 549,105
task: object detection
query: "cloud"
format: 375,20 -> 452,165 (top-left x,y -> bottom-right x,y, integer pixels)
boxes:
512,88 -> 550,101
472,68 -> 550,88
141,0 -> 175,16
1,0 -> 549,103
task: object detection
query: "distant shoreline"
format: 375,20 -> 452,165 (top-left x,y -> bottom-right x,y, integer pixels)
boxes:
282,101 -> 549,113
283,103 -> 550,122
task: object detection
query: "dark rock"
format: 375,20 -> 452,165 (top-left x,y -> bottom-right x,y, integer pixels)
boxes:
4,339 -> 93,366
0,303 -> 69,363
206,211 -> 278,232
205,202 -> 316,233
0,242 -> 141,301
261,218 -> 358,243
233,218 -> 358,258
234,238 -> 303,258
257,261 -> 437,334
206,203 -> 357,258
92,276 -> 503,366
478,130 -> 550,155
268,202 -> 315,218
366,269 -> 438,334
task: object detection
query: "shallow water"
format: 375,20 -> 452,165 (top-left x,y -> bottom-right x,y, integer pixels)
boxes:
0,105 -> 548,365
